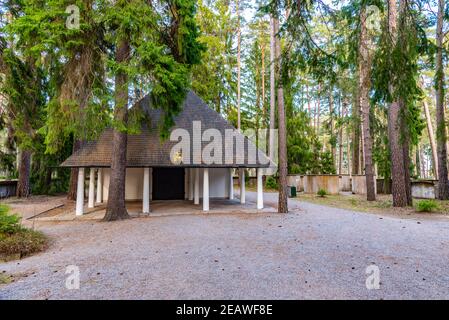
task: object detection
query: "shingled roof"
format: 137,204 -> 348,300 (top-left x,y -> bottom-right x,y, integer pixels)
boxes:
61,91 -> 272,168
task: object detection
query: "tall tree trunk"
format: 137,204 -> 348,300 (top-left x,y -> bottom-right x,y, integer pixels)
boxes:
415,146 -> 421,178
423,98 -> 438,178
261,22 -> 266,121
338,93 -> 344,175
316,84 -> 321,135
274,16 -> 288,214
344,97 -> 351,175
435,0 -> 449,199
329,90 -> 336,169
401,109 -> 413,205
67,139 -> 82,200
306,82 -> 311,122
16,149 -> 31,198
269,16 -> 276,159
352,93 -> 361,175
388,0 -> 410,207
359,6 -> 376,201
104,38 -> 131,221
236,0 -> 242,130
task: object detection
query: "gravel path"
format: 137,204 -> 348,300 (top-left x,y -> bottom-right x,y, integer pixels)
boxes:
1,192 -> 449,300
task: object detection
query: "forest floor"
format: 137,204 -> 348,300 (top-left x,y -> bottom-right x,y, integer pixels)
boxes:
299,193 -> 449,220
1,192 -> 448,299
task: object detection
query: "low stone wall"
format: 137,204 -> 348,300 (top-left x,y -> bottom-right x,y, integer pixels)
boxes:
303,175 -> 340,195
352,175 -> 377,195
412,180 -> 436,199
339,175 -> 352,192
0,180 -> 17,199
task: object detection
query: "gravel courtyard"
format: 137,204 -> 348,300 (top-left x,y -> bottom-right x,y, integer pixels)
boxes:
1,192 -> 449,300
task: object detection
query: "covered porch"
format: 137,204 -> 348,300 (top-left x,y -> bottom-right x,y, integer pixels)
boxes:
32,196 -> 275,222
74,167 -> 266,217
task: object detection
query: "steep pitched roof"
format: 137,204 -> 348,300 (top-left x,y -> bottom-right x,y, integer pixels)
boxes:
61,91 -> 271,168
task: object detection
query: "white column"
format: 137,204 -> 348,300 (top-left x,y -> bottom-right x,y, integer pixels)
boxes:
143,168 -> 150,214
88,168 -> 95,208
240,169 -> 246,204
257,168 -> 264,210
76,168 -> 85,216
189,169 -> 194,201
149,168 -> 153,200
229,168 -> 234,200
194,168 -> 200,205
96,168 -> 103,203
184,169 -> 189,200
203,168 -> 209,212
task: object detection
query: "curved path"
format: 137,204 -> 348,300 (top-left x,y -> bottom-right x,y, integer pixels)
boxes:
1,192 -> 448,300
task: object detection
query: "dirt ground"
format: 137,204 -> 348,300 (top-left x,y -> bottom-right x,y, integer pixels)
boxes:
1,195 -> 69,223
1,192 -> 448,300
298,193 -> 449,221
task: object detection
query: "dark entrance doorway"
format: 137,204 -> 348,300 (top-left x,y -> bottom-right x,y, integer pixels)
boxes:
153,168 -> 185,200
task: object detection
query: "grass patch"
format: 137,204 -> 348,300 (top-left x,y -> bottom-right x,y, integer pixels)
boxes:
0,273 -> 13,285
317,189 -> 328,198
0,204 -> 48,261
415,200 -> 439,213
300,193 -> 449,216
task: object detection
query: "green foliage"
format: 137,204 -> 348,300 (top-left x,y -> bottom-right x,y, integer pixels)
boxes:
0,151 -> 16,178
191,0 -> 236,115
0,205 -> 48,259
0,205 -> 22,235
287,111 -> 336,174
317,189 -> 328,197
265,176 -> 278,190
415,200 -> 439,213
372,3 -> 428,147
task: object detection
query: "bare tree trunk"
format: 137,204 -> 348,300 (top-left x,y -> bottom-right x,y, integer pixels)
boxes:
344,97 -> 351,175
329,90 -> 336,169
359,6 -> 376,201
236,0 -> 242,130
338,93 -> 344,175
401,111 -> 413,205
423,98 -> 438,178
352,93 -> 361,175
316,84 -> 321,134
67,140 -> 82,200
388,0 -> 410,207
261,21 -> 266,120
16,149 -> 31,198
104,37 -> 131,221
415,146 -> 421,178
435,0 -> 449,200
274,16 -> 288,214
306,82 -> 311,121
269,16 -> 276,159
